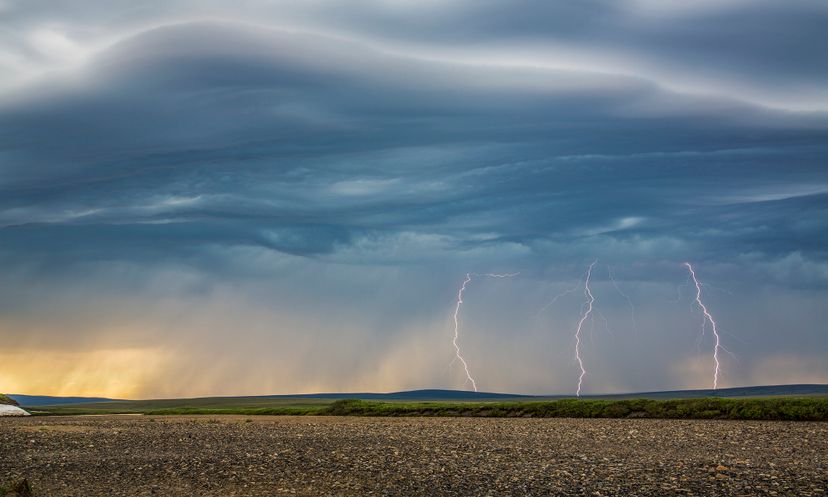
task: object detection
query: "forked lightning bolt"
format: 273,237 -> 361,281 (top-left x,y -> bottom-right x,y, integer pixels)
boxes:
574,261 -> 597,397
684,262 -> 723,389
452,272 -> 518,392
452,273 -> 477,391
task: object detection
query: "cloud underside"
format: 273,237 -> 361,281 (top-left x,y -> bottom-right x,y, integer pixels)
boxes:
1,21 -> 826,266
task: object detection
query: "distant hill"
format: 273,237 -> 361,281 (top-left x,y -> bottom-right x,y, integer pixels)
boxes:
11,384 -> 827,408
10,389 -> 533,408
261,389 -> 534,401
581,384 -> 828,400
9,394 -> 120,407
0,393 -> 19,406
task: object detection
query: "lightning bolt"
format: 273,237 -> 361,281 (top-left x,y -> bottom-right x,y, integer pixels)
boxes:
452,274 -> 476,391
574,260 -> 597,397
684,262 -> 723,389
451,272 -> 518,392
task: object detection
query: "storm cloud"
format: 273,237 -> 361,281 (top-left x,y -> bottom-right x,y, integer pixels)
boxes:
1,1 -> 826,397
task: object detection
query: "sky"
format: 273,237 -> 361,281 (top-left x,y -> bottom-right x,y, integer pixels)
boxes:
1,0 -> 827,399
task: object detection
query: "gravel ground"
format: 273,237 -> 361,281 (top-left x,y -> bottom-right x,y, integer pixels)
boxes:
1,415 -> 825,496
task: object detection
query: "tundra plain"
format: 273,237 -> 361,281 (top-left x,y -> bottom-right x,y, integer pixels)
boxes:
1,415 -> 826,496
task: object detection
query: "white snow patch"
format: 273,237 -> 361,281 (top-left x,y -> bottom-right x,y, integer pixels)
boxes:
0,404 -> 30,416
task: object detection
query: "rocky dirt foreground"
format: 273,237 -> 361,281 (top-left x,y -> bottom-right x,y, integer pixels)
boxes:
1,415 -> 825,496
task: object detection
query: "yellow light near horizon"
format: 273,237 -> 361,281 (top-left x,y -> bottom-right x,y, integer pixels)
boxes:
0,347 -> 169,399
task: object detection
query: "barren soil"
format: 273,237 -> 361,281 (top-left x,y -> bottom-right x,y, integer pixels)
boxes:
1,415 -> 826,496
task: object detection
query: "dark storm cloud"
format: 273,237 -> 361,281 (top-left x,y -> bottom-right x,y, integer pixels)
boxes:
1,21 -> 825,264
335,1 -> 828,93
0,2 -> 826,395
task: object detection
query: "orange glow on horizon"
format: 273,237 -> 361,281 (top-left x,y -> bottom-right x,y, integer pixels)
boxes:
0,347 -> 170,399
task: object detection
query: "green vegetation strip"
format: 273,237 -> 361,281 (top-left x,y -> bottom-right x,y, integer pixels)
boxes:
315,398 -> 828,420
31,397 -> 828,421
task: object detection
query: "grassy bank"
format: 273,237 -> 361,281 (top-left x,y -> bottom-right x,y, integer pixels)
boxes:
29,397 -> 828,421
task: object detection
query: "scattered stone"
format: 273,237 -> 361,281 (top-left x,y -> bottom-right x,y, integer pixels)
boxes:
0,416 -> 824,496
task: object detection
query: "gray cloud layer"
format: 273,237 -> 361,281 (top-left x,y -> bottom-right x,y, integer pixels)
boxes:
0,1 -> 826,397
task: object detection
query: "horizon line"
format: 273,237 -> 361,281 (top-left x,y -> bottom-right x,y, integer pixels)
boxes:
8,383 -> 827,403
